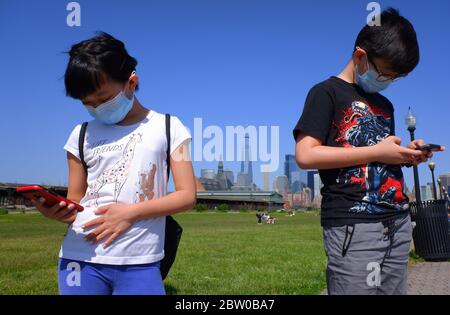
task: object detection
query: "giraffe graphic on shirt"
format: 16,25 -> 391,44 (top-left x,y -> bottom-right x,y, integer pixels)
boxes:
135,163 -> 157,203
86,133 -> 143,207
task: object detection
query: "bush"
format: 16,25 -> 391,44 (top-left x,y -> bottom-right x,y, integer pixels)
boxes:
0,209 -> 8,215
239,208 -> 248,213
195,203 -> 208,212
217,204 -> 229,212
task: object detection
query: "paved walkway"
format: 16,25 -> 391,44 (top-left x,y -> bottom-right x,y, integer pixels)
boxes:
321,261 -> 450,295
407,261 -> 450,295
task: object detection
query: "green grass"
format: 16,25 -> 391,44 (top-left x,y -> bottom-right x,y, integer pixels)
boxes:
0,211 -> 326,295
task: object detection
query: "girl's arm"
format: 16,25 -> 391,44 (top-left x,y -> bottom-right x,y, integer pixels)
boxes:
66,152 -> 88,204
31,152 -> 87,224
83,140 -> 196,247
132,140 -> 197,220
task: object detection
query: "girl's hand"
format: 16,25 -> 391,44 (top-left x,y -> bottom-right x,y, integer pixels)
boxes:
30,197 -> 77,224
82,203 -> 139,248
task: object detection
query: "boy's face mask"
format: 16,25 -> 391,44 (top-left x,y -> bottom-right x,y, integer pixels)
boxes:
84,84 -> 134,125
355,57 -> 393,94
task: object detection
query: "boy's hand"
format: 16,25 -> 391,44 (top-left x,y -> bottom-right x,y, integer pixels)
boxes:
405,139 -> 428,165
30,198 -> 77,224
406,140 -> 446,166
373,136 -> 423,165
82,203 -> 139,248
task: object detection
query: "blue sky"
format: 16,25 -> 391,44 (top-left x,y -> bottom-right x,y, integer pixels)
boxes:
0,0 -> 449,191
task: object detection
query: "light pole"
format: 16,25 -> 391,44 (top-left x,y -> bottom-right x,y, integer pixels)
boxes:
405,107 -> 422,203
428,160 -> 437,200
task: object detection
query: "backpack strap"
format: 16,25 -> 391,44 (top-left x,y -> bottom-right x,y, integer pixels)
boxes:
165,113 -> 171,181
79,122 -> 89,175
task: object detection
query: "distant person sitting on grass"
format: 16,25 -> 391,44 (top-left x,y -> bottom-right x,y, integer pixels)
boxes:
256,210 -> 264,224
293,8 -> 444,295
30,32 -> 196,295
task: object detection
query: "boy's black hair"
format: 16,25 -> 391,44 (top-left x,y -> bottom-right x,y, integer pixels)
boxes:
64,32 -> 138,100
354,8 -> 419,76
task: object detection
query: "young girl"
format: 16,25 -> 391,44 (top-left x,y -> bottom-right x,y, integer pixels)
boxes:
31,32 -> 196,295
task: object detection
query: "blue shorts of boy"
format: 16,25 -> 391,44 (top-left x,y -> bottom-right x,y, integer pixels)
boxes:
323,213 -> 413,295
58,258 -> 165,295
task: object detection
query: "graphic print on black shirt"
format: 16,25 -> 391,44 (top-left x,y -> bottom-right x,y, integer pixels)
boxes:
334,100 -> 408,214
293,76 -> 409,226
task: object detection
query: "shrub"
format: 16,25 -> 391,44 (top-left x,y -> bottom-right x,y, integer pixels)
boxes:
195,203 -> 208,212
0,209 -> 8,215
217,204 -> 229,212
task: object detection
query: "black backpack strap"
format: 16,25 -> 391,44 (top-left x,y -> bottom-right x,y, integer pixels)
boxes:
79,122 -> 89,175
165,113 -> 171,181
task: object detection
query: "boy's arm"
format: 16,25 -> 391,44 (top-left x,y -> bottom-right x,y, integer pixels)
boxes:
295,133 -> 423,170
295,133 -> 377,169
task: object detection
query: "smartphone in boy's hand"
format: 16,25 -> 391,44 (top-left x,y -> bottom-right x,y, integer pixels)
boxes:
415,144 -> 444,152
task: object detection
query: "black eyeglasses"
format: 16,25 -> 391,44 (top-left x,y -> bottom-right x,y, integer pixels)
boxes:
366,54 -> 406,83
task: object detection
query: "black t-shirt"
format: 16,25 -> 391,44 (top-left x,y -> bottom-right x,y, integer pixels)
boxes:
293,76 -> 410,227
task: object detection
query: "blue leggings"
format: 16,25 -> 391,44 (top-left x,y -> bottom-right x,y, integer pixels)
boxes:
58,258 -> 166,295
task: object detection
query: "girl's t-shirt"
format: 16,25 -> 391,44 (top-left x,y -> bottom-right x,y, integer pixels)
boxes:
59,110 -> 191,265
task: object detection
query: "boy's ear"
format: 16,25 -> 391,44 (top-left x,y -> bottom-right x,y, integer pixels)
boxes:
352,47 -> 366,67
352,47 -> 366,64
128,71 -> 139,91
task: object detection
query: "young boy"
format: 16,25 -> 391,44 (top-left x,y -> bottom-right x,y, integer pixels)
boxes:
293,8 -> 444,295
31,32 -> 196,294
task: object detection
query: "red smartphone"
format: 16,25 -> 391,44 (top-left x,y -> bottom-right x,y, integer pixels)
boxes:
16,185 -> 84,212
416,144 -> 442,152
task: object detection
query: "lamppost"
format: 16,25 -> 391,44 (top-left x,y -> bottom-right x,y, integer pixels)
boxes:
428,160 -> 437,200
405,107 -> 422,203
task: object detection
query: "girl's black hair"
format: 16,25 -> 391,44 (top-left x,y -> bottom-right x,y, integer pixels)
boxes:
64,32 -> 138,100
354,8 -> 419,76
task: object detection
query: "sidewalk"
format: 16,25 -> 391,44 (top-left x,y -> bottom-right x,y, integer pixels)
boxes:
407,261 -> 450,295
320,261 -> 450,295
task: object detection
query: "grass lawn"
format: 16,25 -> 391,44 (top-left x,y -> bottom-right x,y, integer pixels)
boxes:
0,210 -> 326,295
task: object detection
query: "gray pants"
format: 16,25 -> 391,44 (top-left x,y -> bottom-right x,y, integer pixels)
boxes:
323,213 -> 413,295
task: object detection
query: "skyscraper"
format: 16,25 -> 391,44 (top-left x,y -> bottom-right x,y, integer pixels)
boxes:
224,170 -> 235,185
238,133 -> 253,186
438,173 -> 450,194
201,169 -> 215,180
420,184 -> 434,201
263,166 -> 270,191
273,175 -> 289,195
284,154 -> 307,192
313,173 -> 323,199
307,170 -> 319,197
